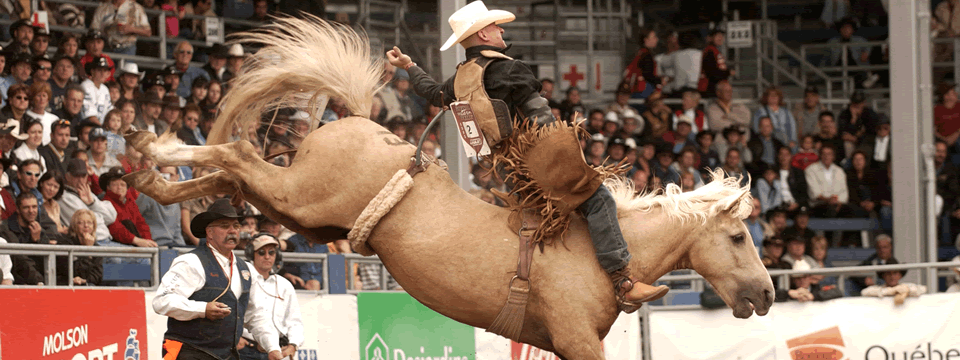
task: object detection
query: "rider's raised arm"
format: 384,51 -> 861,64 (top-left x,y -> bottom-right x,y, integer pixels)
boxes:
407,65 -> 456,108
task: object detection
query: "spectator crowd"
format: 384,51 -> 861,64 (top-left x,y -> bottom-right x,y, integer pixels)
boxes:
0,0 -> 957,298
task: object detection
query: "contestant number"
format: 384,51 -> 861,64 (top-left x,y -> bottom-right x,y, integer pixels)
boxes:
462,121 -> 480,138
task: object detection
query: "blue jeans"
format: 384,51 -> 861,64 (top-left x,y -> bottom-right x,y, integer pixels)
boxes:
238,345 -> 269,360
114,44 -> 137,56
578,184 -> 631,273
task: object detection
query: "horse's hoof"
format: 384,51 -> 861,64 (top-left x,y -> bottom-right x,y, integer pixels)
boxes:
125,130 -> 158,150
123,169 -> 161,193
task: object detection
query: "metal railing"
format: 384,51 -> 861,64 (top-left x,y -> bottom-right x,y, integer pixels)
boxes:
639,260 -> 960,360
344,253 -> 400,293
0,242 -> 159,287
11,0 -> 264,63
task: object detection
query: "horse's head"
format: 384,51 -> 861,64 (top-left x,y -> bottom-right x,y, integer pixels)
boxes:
608,170 -> 774,319
682,174 -> 774,318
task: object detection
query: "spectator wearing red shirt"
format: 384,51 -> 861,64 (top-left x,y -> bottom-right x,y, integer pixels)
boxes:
99,167 -> 155,247
78,30 -> 115,81
935,82 -> 960,152
791,135 -> 820,170
699,29 -> 733,97
623,28 -> 663,99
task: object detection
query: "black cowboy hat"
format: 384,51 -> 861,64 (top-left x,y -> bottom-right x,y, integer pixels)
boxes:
142,73 -> 166,90
9,19 -> 37,34
160,65 -> 183,76
877,258 -> 907,278
83,29 -> 107,44
190,198 -> 243,238
209,43 -> 230,58
33,25 -> 51,38
762,237 -> 785,248
162,94 -> 182,109
140,90 -> 164,105
84,56 -> 112,73
8,52 -> 31,68
98,166 -> 126,193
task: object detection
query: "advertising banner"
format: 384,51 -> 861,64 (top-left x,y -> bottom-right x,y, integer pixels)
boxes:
0,289 -> 147,360
474,312 -> 640,360
650,293 -> 960,360
358,292 -> 476,360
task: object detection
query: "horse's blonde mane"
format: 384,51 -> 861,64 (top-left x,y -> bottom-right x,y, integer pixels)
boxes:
606,169 -> 753,223
208,15 -> 384,145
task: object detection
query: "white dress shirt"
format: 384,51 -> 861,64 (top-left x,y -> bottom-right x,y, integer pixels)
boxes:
0,238 -> 12,282
778,169 -> 796,204
241,265 -> 304,348
152,246 -> 281,353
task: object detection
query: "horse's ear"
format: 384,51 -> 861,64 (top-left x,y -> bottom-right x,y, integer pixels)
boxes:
716,190 -> 750,218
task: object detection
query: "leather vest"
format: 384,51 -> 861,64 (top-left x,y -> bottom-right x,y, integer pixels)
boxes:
453,51 -> 515,146
165,240 -> 252,360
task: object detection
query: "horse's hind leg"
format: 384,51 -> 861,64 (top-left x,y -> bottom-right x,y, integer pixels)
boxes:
124,169 -> 238,205
126,130 -> 338,231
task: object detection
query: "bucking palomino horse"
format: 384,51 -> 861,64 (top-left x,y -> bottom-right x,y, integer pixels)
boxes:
124,16 -> 774,360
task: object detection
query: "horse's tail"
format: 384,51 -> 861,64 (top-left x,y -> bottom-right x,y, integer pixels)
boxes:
207,14 -> 384,145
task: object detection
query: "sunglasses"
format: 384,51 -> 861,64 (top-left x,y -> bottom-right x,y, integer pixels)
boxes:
24,171 -> 40,178
55,119 -> 71,126
36,66 -> 51,71
13,96 -> 27,100
257,249 -> 277,256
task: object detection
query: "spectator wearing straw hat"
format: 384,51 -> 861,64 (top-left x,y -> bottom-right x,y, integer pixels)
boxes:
153,198 -> 283,360
90,0 -> 151,56
4,19 -> 37,56
79,30 -> 115,80
81,56 -> 115,124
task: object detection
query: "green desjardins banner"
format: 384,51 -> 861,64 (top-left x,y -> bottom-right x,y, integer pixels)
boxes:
358,292 -> 476,360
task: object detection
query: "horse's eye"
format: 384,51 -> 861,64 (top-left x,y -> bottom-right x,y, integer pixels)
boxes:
731,234 -> 746,244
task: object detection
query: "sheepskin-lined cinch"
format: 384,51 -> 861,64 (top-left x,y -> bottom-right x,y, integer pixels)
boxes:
348,169 -> 415,256
491,116 -> 628,246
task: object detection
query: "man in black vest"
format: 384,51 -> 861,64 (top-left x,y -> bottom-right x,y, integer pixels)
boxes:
153,199 -> 282,360
387,0 -> 668,313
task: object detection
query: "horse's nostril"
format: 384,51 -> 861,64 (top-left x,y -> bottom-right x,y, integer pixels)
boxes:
763,289 -> 773,303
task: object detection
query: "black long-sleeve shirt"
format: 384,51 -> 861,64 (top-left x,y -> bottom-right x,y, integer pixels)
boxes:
407,45 -> 542,118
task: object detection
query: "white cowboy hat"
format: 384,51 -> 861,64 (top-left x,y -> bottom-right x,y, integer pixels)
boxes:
227,44 -> 247,58
116,60 -> 144,80
440,1 -> 515,51
0,118 -> 28,140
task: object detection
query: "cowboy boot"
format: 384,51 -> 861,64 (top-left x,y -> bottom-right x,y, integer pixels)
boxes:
610,268 -> 669,313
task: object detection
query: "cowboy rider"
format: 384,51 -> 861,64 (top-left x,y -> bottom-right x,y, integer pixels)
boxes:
386,0 -> 669,312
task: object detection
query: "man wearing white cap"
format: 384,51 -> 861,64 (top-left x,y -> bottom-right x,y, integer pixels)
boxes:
238,233 -> 302,360
386,0 -> 668,313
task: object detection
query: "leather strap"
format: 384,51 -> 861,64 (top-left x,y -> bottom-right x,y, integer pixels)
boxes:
516,209 -> 537,281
